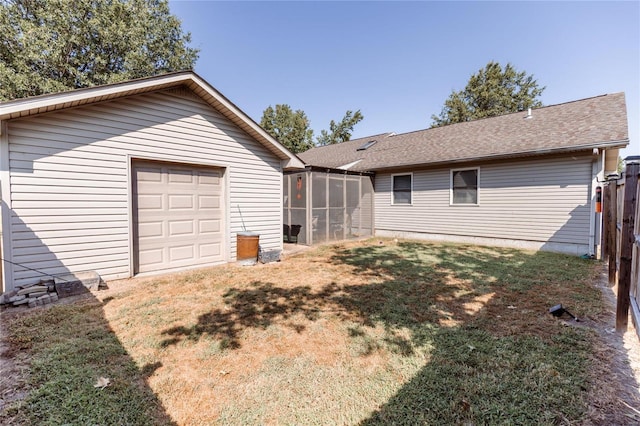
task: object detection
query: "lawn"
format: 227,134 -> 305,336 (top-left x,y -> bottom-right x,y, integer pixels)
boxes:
0,238 -> 618,425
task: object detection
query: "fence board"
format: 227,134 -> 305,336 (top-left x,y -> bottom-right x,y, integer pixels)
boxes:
616,160 -> 640,332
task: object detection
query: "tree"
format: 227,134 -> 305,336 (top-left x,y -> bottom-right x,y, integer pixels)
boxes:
260,104 -> 315,154
0,0 -> 198,101
431,61 -> 545,127
316,110 -> 364,146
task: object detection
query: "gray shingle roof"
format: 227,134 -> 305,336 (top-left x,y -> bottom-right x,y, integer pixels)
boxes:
298,93 -> 628,172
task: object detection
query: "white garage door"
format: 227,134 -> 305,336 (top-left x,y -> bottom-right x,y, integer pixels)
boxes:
133,161 -> 225,274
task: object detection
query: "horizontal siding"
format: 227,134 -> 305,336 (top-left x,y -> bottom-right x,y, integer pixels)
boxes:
7,89 -> 283,287
375,155 -> 592,247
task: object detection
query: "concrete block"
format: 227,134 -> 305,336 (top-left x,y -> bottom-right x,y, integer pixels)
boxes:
54,271 -> 101,298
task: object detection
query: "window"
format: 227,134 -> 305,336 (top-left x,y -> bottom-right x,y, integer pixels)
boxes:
451,168 -> 479,205
392,174 -> 412,205
357,140 -> 377,151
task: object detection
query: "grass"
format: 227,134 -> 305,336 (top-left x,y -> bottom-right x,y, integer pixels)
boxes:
2,303 -> 174,425
1,238 -> 610,425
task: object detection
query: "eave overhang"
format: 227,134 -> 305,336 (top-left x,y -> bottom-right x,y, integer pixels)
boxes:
363,139 -> 630,173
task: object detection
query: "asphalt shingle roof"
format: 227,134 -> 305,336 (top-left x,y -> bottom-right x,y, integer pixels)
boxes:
298,93 -> 628,172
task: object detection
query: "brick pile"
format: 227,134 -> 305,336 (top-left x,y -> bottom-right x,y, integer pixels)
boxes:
1,278 -> 59,308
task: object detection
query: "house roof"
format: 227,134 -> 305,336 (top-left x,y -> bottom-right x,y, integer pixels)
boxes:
298,93 -> 629,172
0,71 -> 305,170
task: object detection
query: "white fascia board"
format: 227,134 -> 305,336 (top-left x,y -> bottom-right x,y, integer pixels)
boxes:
0,73 -> 192,120
337,160 -> 362,170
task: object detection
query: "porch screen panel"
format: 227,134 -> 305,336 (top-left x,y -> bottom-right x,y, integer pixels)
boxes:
346,177 -> 361,238
329,177 -> 345,241
312,171 -> 328,243
284,172 -> 307,244
360,177 -> 374,237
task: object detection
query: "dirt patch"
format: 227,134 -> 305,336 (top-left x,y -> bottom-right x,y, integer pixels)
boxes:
585,271 -> 640,424
0,293 -> 99,424
0,332 -> 29,424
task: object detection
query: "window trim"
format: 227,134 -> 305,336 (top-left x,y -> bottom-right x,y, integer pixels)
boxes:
450,167 -> 480,206
391,173 -> 413,205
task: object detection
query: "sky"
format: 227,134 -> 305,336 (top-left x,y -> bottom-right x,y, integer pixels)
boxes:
168,1 -> 639,158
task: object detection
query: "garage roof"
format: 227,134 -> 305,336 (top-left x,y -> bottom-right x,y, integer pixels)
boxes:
0,71 -> 305,170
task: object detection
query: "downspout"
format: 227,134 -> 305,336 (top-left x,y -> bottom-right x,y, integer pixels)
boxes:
0,120 -> 12,292
0,120 -> 3,293
588,148 -> 604,257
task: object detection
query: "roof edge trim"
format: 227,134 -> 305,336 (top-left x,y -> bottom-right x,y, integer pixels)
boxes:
367,139 -> 630,172
186,73 -> 304,167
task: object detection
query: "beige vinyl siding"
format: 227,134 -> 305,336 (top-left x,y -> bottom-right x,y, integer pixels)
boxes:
375,155 -> 592,248
7,88 -> 282,287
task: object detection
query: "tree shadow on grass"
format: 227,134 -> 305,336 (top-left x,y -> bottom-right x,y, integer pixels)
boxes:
160,241 -> 559,352
160,258 -> 465,353
359,325 -> 594,425
161,282 -> 324,349
158,240 -> 639,423
0,205 -> 176,425
1,298 -> 177,425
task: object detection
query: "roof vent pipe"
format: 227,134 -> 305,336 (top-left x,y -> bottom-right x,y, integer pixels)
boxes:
525,108 -> 532,119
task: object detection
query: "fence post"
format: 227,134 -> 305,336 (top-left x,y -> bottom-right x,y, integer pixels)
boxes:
617,158 -> 640,332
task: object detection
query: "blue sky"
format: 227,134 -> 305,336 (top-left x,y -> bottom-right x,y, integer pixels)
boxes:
169,1 -> 639,157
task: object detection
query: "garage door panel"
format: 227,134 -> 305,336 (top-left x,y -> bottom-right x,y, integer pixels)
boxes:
199,173 -> 221,185
199,219 -> 221,234
137,194 -> 163,210
133,160 -> 225,274
169,245 -> 195,262
138,221 -> 164,238
137,167 -> 163,182
168,194 -> 194,209
200,243 -> 221,258
169,220 -> 195,236
199,195 -> 220,209
168,169 -> 195,183
139,248 -> 164,267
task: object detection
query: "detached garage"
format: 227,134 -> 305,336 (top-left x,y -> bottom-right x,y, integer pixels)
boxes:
0,72 -> 304,292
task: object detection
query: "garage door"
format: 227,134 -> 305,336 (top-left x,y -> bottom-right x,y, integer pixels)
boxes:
133,160 -> 224,274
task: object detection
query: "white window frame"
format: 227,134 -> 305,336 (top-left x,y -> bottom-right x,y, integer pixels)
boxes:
391,173 -> 413,205
450,167 -> 480,206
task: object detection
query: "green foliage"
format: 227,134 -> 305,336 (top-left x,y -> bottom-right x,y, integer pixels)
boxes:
0,0 -> 198,101
260,105 -> 365,153
431,61 -> 545,127
316,109 -> 364,146
260,104 -> 315,154
617,156 -> 624,173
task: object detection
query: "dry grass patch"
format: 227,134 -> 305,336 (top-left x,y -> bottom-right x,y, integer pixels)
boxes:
3,238 -> 635,424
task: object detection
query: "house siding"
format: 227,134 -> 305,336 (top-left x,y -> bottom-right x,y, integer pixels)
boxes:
5,88 -> 282,288
375,154 -> 593,253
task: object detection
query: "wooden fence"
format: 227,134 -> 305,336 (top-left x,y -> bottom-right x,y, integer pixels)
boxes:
602,157 -> 640,335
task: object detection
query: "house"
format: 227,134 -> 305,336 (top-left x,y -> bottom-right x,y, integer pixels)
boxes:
298,93 -> 629,256
0,71 -> 305,292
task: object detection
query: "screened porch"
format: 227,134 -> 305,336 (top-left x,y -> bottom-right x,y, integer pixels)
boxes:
283,168 -> 374,245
